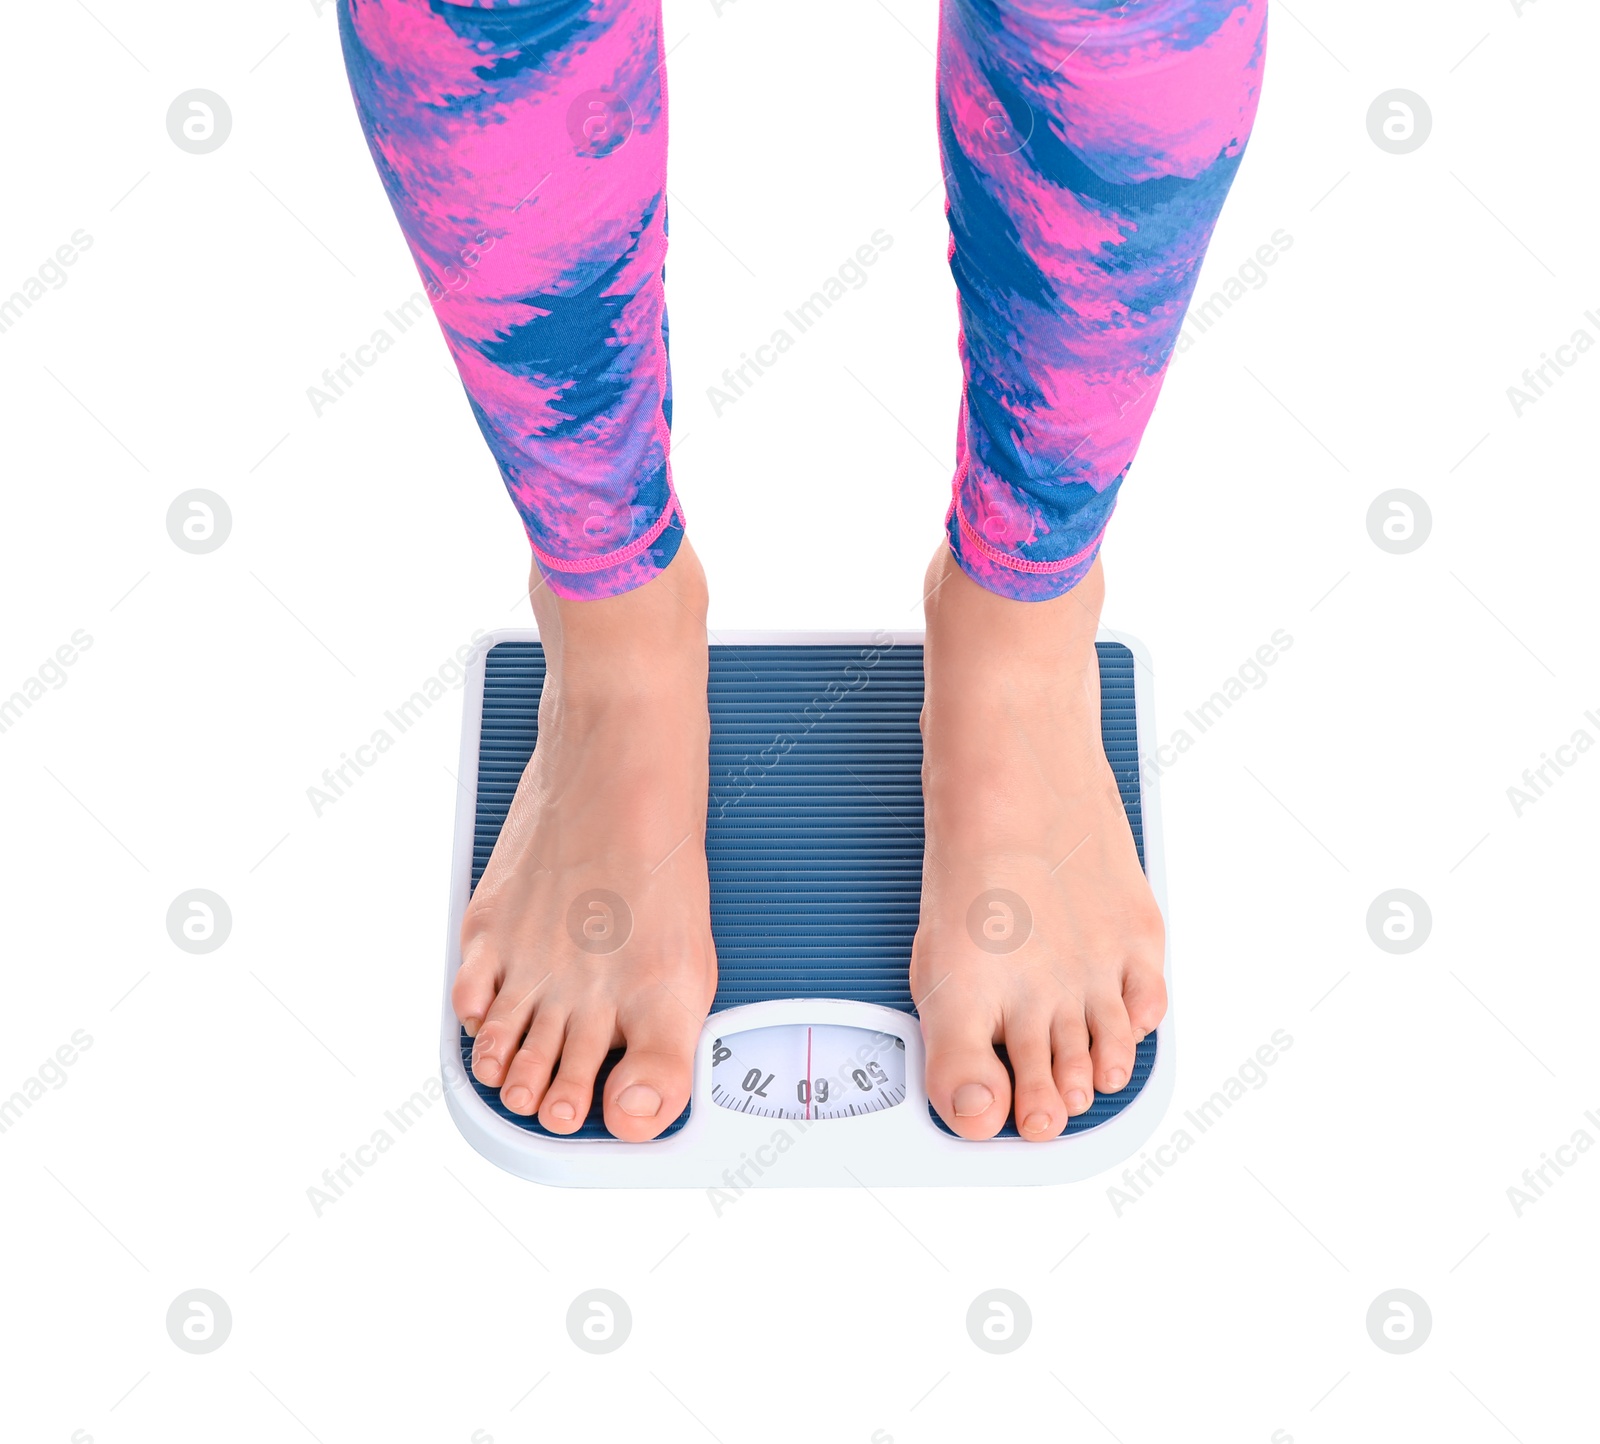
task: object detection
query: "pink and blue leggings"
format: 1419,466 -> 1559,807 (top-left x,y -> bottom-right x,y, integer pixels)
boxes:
339,0 -> 1266,602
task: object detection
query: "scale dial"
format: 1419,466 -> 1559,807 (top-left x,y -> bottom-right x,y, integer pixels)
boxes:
710,1023 -> 907,1120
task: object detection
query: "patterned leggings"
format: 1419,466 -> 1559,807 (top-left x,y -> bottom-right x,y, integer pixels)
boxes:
339,0 -> 1266,601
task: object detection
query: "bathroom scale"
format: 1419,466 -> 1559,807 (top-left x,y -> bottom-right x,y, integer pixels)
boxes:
440,630 -> 1173,1187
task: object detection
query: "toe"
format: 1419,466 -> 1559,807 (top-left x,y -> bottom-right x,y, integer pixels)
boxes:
499,1008 -> 565,1116
920,991 -> 1010,1140
470,970 -> 547,1089
538,1012 -> 616,1135
1122,963 -> 1168,1044
1049,1009 -> 1096,1118
602,1048 -> 691,1142
1005,1014 -> 1068,1140
1086,990 -> 1137,1095
603,1001 -> 700,1142
452,932 -> 501,1038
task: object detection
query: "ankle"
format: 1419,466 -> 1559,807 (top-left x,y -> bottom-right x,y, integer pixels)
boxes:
532,545 -> 709,692
922,547 -> 1103,690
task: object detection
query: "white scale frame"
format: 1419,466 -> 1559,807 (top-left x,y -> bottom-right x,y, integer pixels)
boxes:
440,629 -> 1174,1187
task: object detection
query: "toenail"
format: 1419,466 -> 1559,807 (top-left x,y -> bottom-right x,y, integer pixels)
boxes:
503,1086 -> 531,1112
1066,1089 -> 1089,1113
617,1084 -> 662,1118
953,1083 -> 994,1118
550,1100 -> 576,1121
1106,1069 -> 1127,1091
1022,1111 -> 1052,1135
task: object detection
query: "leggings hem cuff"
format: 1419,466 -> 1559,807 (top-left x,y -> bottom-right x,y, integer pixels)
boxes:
530,494 -> 686,601
529,493 -> 685,575
951,500 -> 1107,576
945,497 -> 1109,601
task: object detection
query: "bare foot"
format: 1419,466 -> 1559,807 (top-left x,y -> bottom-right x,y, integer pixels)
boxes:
912,550 -> 1166,1141
453,544 -> 716,1141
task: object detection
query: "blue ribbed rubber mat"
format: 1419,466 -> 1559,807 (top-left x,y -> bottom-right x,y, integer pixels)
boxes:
461,640 -> 1157,1141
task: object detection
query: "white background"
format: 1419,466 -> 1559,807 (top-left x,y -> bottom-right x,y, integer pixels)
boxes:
2,0 -> 1595,1440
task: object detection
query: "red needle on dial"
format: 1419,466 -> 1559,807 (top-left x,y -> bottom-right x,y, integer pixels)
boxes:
805,1026 -> 812,1121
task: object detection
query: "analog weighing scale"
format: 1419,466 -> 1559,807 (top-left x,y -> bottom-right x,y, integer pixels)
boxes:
440,632 -> 1173,1187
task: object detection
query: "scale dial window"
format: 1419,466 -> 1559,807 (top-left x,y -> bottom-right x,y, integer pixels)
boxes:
710,1024 -> 906,1120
